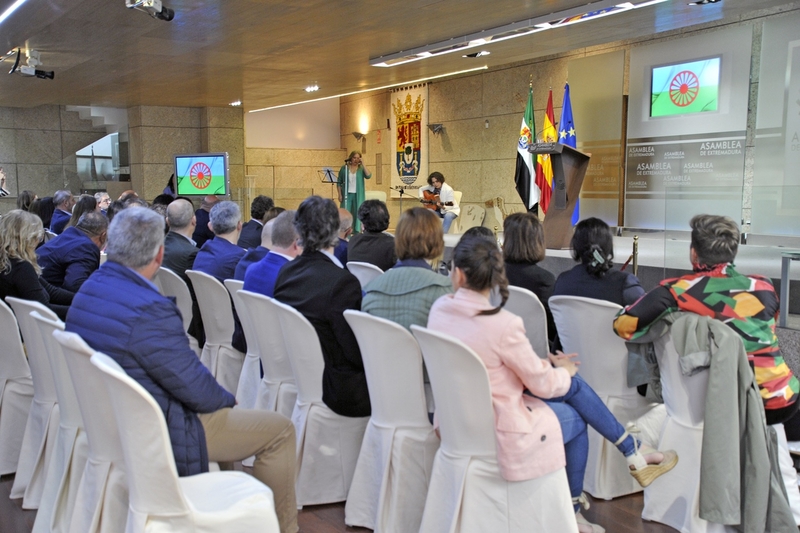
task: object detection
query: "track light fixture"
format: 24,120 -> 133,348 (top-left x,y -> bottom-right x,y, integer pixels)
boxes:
4,49 -> 54,79
352,132 -> 365,141
126,0 -> 174,21
428,124 -> 444,135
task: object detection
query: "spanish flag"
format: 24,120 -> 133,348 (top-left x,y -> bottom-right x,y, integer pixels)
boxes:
535,90 -> 557,214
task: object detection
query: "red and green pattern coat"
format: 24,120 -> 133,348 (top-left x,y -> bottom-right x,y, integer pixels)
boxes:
613,263 -> 798,412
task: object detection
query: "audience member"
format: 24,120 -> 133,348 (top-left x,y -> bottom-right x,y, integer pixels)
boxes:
94,192 -> 111,215
0,168 -> 8,196
243,211 -> 300,298
50,189 -> 75,235
31,196 -> 55,230
118,190 -> 139,203
65,208 -> 298,533
234,218 -> 273,281
273,196 -> 370,417
553,217 -> 644,306
192,195 -> 219,248
151,193 -> 175,207
192,200 -> 245,282
238,195 -> 275,249
0,210 -> 73,319
418,171 -> 459,234
362,207 -> 450,331
334,208 -> 353,265
163,199 -> 199,282
428,236 -> 676,533
347,199 -> 396,271
66,194 -> 98,228
37,211 -> 108,292
503,212 -> 557,344
105,199 -> 125,223
16,190 -> 36,212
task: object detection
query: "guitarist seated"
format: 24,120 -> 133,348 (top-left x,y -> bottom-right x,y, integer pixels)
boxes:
418,171 -> 460,234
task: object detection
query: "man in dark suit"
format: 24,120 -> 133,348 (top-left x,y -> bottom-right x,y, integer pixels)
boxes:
191,195 -> 218,248
333,208 -> 352,265
50,189 -> 75,235
37,211 -> 108,292
273,196 -> 370,418
243,210 -> 300,296
238,195 -> 274,249
234,218 -> 273,281
163,199 -> 199,282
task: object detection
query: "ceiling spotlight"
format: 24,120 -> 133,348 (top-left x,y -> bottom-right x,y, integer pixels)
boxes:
305,84 -> 319,93
352,132 -> 365,141
126,0 -> 174,21
688,0 -> 720,4
229,100 -> 242,107
7,49 -> 54,80
463,51 -> 490,58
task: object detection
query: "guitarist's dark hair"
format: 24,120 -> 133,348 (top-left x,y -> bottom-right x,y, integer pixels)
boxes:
427,171 -> 445,186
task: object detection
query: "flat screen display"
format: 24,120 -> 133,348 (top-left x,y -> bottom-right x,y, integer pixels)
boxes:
650,57 -> 721,118
174,153 -> 228,196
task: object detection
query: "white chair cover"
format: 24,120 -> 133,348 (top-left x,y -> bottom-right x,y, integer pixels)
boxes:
31,312 -> 89,533
410,325 -> 578,533
505,286 -> 549,359
90,352 -> 280,533
642,328 -> 734,533
54,330 -> 129,533
343,311 -> 439,532
237,291 -> 297,419
224,279 -> 260,410
5,297 -> 61,509
271,298 -> 368,507
346,261 -> 384,289
0,299 -> 34,475
549,295 -> 659,500
186,270 -> 244,395
156,267 -> 200,356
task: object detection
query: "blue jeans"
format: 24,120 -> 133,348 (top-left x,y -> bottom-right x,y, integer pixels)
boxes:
540,374 -> 636,509
442,211 -> 457,234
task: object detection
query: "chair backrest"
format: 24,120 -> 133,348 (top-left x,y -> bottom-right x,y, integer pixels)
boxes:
505,286 -> 548,359
31,311 -> 83,429
54,330 -> 124,462
237,291 -> 295,384
344,310 -> 430,427
224,278 -> 254,350
0,299 -> 31,381
186,269 -> 234,344
653,323 -> 709,427
549,295 -> 632,396
364,190 -> 387,203
157,267 -> 193,332
5,297 -> 58,402
346,261 -> 384,289
271,299 -> 325,404
90,352 -> 188,515
457,205 -> 486,233
410,325 -> 496,457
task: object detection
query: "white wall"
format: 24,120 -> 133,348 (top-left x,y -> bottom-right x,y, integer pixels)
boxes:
245,99 -> 340,149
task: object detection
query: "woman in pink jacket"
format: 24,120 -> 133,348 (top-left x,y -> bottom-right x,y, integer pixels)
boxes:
427,236 -> 677,533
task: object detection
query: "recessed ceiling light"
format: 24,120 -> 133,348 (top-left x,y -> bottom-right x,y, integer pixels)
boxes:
305,84 -> 319,93
229,100 -> 242,107
463,51 -> 490,58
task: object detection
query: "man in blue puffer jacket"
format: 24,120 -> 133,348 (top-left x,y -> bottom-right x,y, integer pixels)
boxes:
66,207 -> 298,533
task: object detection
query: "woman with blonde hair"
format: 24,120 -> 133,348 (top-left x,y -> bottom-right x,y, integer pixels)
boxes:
337,150 -> 372,233
0,210 -> 73,319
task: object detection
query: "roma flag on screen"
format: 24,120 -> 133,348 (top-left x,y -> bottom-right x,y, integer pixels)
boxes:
535,90 -> 556,214
651,58 -> 720,118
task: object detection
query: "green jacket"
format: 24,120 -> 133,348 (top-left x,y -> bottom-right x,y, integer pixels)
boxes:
337,164 -> 369,232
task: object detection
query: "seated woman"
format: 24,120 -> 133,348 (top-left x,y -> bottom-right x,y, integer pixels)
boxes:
362,207 -> 451,330
428,235 -> 677,533
347,199 -> 396,272
503,212 -> 557,345
0,210 -> 73,319
614,214 -> 800,431
553,217 -> 644,306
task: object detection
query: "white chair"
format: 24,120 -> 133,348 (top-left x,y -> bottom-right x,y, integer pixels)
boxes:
505,286 -> 549,359
0,299 -> 34,476
237,291 -> 297,419
5,297 -> 61,509
410,325 -> 578,533
90,352 -> 280,533
642,324 -> 734,533
54,330 -> 129,533
30,312 -> 89,533
346,261 -> 384,289
550,295 -> 659,500
343,311 -> 439,532
186,270 -> 244,395
224,279 -> 261,410
271,298 -> 368,507
156,267 -> 201,357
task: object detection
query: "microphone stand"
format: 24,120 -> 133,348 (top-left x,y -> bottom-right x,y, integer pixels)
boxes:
392,186 -> 410,214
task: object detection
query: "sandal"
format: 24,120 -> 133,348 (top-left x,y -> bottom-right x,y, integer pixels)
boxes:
573,493 -> 605,533
615,423 -> 678,488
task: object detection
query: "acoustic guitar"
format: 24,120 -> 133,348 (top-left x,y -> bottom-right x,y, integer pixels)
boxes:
420,189 -> 453,211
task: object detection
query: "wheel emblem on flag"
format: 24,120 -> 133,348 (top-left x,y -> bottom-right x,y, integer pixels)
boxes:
189,162 -> 212,189
669,70 -> 699,107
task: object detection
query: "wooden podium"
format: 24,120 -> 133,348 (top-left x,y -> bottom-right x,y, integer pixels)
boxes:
529,143 -> 590,249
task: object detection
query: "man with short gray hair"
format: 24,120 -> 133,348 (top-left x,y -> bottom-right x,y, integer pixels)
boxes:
50,189 -> 75,234
192,200 -> 245,282
163,199 -> 198,282
66,208 -> 298,533
94,192 -> 111,215
37,211 -> 108,292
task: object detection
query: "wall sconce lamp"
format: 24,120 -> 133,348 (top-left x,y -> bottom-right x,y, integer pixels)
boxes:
352,132 -> 366,141
428,123 -> 444,135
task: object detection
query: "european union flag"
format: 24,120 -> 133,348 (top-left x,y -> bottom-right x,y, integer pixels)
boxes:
558,83 -> 579,224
